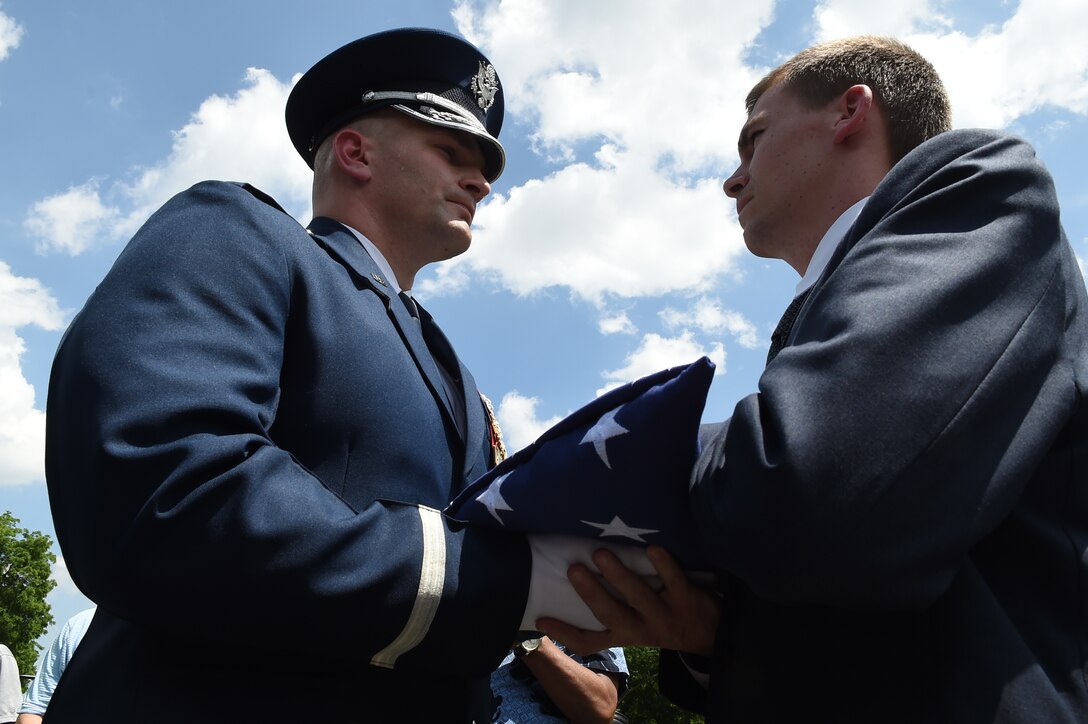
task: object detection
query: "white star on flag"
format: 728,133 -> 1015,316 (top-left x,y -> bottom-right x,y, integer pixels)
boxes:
446,357 -> 717,569
476,472 -> 514,524
582,515 -> 660,542
580,406 -> 629,469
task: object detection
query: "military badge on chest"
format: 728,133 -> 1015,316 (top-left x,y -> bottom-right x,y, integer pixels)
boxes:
479,392 -> 507,467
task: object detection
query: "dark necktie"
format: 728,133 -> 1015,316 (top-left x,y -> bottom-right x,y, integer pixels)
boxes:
400,292 -> 467,440
766,288 -> 811,365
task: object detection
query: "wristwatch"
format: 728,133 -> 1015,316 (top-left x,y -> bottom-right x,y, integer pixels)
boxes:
513,637 -> 542,658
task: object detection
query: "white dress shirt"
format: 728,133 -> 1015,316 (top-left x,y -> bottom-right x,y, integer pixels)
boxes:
795,196 -> 870,296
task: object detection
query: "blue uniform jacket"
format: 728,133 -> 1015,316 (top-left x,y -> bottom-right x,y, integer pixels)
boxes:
44,181 -> 530,722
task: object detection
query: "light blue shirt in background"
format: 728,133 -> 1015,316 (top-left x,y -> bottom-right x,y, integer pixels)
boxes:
19,608 -> 96,716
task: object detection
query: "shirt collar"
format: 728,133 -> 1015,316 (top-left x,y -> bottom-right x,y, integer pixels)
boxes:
795,196 -> 870,296
340,224 -> 405,295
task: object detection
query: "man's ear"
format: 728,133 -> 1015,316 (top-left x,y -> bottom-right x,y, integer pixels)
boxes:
332,128 -> 374,182
832,84 -> 875,145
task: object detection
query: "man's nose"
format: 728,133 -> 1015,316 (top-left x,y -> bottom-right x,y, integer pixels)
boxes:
723,167 -> 747,197
463,171 -> 491,202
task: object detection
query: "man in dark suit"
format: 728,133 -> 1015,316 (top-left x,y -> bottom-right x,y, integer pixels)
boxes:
44,28 -> 534,722
539,36 -> 1088,722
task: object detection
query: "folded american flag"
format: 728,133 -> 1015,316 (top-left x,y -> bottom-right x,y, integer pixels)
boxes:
447,357 -> 715,569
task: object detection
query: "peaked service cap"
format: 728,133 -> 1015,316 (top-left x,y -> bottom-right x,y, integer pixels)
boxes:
286,27 -> 506,182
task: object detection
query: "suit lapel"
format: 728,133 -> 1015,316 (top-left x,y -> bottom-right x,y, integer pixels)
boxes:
459,373 -> 489,483
766,288 -> 812,365
306,217 -> 461,440
416,303 -> 489,477
417,302 -> 487,479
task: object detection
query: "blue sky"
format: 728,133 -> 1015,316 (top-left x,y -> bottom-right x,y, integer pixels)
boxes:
2,0 -> 1086,657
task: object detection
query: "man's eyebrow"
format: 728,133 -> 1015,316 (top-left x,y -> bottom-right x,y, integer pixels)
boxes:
438,128 -> 480,155
434,128 -> 488,168
737,117 -> 755,150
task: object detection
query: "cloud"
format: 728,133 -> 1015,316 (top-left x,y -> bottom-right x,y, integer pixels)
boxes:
660,297 -> 762,349
437,0 -> 777,302
812,0 -> 1088,129
456,0 -> 772,171
25,181 -> 122,256
598,331 -> 725,395
497,331 -> 726,449
451,0 -> 1088,304
427,155 -> 742,302
0,5 -> 24,62
496,391 -> 565,452
25,68 -> 312,256
813,0 -> 952,40
114,68 -> 312,230
0,261 -> 64,486
48,556 -> 84,600
599,311 -> 636,336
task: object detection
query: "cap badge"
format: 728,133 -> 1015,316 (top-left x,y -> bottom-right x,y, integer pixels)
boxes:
470,61 -> 498,112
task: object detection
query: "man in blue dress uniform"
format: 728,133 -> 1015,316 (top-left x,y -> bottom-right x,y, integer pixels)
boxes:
45,28 -> 534,722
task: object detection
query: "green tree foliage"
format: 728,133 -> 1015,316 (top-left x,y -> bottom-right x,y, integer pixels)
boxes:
618,646 -> 705,724
0,511 -> 56,677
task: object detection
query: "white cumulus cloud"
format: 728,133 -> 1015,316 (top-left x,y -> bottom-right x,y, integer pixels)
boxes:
425,153 -> 742,303
812,0 -> 1088,129
598,331 -> 725,396
436,0 -> 775,303
447,0 -> 1088,310
49,556 -> 85,599
0,260 -> 64,486
660,297 -> 762,349
25,181 -> 122,256
113,68 -> 312,234
25,68 -> 312,256
456,0 -> 772,172
599,311 -> 636,336
814,0 -> 951,40
496,391 -> 565,452
0,4 -> 24,62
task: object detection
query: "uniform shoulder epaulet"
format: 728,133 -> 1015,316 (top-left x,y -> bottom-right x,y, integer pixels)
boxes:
237,182 -> 289,214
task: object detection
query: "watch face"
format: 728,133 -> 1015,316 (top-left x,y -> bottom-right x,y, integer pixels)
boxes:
518,637 -> 542,656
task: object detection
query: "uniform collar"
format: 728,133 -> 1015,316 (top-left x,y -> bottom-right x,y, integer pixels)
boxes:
341,224 -> 405,295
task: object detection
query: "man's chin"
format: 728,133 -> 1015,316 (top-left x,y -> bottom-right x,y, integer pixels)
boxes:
450,222 -> 473,245
742,233 -> 775,260
438,226 -> 473,260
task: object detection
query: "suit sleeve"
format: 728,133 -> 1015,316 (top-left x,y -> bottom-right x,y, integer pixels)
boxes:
692,131 -> 1080,610
45,181 -> 529,672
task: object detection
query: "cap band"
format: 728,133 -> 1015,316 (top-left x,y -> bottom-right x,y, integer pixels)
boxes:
363,90 -> 490,134
358,89 -> 506,181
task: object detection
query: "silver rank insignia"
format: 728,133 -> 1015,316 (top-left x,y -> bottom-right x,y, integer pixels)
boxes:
470,61 -> 499,112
